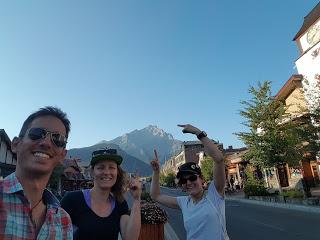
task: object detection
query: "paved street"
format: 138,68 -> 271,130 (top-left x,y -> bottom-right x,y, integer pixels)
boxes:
157,187 -> 320,240
159,187 -> 187,240
126,185 -> 320,239
226,199 -> 319,240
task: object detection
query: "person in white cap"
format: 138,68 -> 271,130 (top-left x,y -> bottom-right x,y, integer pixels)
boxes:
151,124 -> 229,240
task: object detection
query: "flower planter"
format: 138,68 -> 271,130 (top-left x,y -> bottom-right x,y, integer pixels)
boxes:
138,223 -> 164,240
139,200 -> 167,240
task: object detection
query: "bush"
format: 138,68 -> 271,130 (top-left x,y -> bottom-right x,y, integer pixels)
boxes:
243,168 -> 269,197
244,183 -> 269,197
159,171 -> 176,187
280,190 -> 304,199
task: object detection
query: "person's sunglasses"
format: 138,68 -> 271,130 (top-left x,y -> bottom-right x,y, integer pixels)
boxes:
178,174 -> 198,185
24,127 -> 67,148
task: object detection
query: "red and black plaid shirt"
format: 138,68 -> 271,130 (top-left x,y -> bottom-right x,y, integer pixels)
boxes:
0,173 -> 73,239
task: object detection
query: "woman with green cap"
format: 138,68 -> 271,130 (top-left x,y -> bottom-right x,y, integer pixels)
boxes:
61,148 -> 141,240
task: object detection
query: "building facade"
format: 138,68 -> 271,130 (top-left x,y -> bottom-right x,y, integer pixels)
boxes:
182,140 -> 223,164
161,140 -> 224,176
224,146 -> 248,188
0,129 -> 16,178
293,2 -> 320,114
266,4 -> 320,190
294,3 -> 320,180
161,151 -> 185,175
275,74 -> 320,188
61,157 -> 88,192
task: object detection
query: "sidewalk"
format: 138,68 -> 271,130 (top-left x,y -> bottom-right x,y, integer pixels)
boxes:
226,190 -> 320,214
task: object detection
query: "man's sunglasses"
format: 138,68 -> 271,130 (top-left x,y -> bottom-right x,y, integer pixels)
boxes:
178,174 -> 198,185
24,128 -> 67,148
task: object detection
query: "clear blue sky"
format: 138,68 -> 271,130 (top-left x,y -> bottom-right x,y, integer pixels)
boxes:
1,1 -> 318,149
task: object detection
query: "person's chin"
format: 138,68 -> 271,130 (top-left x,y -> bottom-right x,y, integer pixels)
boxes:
99,182 -> 115,189
27,166 -> 52,177
187,187 -> 199,195
186,188 -> 194,194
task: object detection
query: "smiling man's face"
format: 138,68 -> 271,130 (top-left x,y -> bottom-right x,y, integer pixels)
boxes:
12,115 -> 67,177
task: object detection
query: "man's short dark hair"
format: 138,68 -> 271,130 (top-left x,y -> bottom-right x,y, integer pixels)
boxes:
19,106 -> 71,138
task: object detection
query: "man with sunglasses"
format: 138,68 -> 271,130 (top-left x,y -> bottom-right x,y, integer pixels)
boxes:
0,106 -> 73,239
150,124 -> 229,240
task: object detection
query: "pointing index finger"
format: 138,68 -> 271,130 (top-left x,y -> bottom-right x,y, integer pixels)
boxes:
135,169 -> 140,179
154,149 -> 159,161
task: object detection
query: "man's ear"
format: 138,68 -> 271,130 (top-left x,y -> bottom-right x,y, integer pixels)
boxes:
11,137 -> 20,154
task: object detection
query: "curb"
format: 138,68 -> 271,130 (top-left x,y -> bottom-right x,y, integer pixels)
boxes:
164,223 -> 180,240
226,196 -> 320,214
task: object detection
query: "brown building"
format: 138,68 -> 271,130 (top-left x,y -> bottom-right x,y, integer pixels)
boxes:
161,140 -> 223,176
182,140 -> 223,164
275,74 -> 320,188
182,141 -> 204,164
224,146 -> 248,188
61,157 -> 90,192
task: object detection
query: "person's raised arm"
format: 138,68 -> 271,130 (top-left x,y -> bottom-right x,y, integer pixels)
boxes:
150,149 -> 179,209
178,124 -> 225,197
120,176 -> 141,240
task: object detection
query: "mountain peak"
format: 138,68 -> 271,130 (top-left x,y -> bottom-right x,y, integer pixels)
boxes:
145,124 -> 160,130
144,125 -> 168,137
107,125 -> 181,164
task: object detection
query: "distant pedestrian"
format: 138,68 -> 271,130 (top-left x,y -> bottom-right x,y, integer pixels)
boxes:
61,148 -> 142,240
0,106 -> 73,239
150,124 -> 229,240
229,177 -> 234,191
234,178 -> 240,191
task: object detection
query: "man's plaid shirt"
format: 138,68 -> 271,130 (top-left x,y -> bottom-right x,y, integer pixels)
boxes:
0,173 -> 73,239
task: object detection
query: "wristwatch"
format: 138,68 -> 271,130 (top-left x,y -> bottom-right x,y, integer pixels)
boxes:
196,131 -> 207,140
